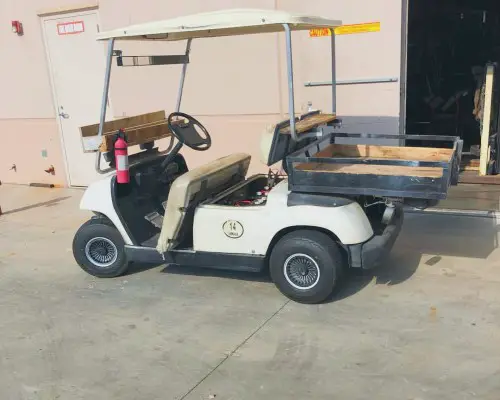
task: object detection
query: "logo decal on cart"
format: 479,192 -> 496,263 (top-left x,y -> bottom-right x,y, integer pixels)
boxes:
222,220 -> 244,238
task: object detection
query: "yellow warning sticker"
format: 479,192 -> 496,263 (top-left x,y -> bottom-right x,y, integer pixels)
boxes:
310,22 -> 381,37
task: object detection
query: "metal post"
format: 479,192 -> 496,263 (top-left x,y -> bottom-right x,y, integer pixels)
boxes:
282,24 -> 298,141
95,38 -> 115,174
330,29 -> 337,114
176,38 -> 192,112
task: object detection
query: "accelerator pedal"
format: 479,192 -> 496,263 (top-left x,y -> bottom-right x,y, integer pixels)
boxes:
144,211 -> 164,229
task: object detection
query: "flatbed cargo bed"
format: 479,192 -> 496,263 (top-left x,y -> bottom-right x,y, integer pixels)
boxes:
286,133 -> 463,200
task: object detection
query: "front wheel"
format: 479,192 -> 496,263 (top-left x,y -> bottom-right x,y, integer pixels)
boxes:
72,218 -> 129,278
269,230 -> 344,304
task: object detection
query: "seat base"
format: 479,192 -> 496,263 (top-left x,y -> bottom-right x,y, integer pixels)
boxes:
156,153 -> 251,253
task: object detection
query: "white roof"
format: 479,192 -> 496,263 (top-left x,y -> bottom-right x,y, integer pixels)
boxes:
97,9 -> 342,41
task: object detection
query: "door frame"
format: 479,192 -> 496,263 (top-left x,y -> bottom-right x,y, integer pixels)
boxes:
399,0 -> 409,137
40,7 -> 111,186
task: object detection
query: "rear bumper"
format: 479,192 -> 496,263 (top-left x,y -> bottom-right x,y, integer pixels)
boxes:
348,205 -> 404,270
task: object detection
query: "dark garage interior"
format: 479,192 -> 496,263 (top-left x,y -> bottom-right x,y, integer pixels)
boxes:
406,0 -> 500,177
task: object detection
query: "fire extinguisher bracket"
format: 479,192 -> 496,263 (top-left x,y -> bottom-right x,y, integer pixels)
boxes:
113,128 -> 128,142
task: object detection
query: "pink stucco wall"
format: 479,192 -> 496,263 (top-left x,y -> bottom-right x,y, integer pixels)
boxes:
278,0 -> 403,135
1,0 -> 403,185
0,119 -> 64,184
0,0 -> 94,185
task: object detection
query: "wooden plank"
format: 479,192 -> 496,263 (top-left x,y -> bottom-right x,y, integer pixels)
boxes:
480,65 -> 495,176
459,172 -> 500,185
80,110 -> 165,137
99,121 -> 171,152
296,163 -> 444,178
461,158 -> 480,168
316,144 -> 453,162
461,165 -> 480,172
279,113 -> 337,135
102,119 -> 167,136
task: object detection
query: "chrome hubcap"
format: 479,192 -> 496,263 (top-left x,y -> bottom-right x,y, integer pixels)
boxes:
284,253 -> 320,290
85,237 -> 118,268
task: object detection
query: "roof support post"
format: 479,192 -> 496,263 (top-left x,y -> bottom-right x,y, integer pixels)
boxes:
330,29 -> 337,114
176,38 -> 192,112
96,38 -> 115,174
282,24 -> 298,141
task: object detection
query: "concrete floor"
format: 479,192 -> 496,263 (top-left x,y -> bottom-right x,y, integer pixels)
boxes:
437,183 -> 500,212
1,184 -> 500,400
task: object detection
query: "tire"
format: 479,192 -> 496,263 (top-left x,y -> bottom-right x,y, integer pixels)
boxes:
72,218 -> 129,278
269,230 -> 344,304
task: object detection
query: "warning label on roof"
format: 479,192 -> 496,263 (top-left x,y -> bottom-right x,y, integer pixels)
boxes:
310,22 -> 381,37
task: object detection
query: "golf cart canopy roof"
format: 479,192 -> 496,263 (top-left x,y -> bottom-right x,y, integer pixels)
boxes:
97,8 -> 342,41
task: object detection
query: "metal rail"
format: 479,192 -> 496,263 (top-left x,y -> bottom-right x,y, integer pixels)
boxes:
95,38 -> 115,175
330,29 -> 337,114
282,24 -> 297,141
176,38 -> 192,112
116,54 -> 189,67
305,77 -> 399,87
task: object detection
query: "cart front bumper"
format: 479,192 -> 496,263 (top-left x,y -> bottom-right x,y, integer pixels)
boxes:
348,205 -> 404,270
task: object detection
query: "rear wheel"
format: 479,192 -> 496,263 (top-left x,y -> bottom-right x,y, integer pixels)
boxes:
72,218 -> 129,278
269,230 -> 344,304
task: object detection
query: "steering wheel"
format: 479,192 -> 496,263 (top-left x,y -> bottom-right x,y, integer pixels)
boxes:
167,112 -> 212,151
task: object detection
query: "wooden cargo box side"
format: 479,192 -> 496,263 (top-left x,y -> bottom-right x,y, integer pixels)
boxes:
296,144 -> 454,179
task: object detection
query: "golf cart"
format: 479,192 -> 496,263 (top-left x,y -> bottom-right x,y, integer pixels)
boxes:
73,9 -> 462,304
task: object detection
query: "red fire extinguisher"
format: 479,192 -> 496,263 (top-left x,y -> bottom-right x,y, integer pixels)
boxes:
114,129 -> 130,184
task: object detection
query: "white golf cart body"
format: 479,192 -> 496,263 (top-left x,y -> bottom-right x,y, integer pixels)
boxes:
81,154 -> 373,254
74,9 -> 460,303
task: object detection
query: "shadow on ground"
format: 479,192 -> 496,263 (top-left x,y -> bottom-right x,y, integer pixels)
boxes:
128,212 -> 500,303
1,196 -> 72,215
402,212 -> 499,259
162,265 -> 271,282
333,212 -> 499,300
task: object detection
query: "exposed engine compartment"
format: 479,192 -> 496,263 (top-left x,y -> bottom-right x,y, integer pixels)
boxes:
214,170 -> 284,207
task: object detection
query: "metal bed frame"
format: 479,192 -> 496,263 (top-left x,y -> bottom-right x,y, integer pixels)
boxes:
285,133 -> 463,200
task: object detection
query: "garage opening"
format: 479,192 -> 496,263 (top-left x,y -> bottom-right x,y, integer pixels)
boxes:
406,0 -> 500,181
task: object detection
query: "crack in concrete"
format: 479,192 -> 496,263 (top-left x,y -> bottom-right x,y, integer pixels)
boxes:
178,299 -> 290,400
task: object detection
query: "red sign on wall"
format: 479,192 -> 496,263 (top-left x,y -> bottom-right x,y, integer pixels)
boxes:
57,21 -> 85,35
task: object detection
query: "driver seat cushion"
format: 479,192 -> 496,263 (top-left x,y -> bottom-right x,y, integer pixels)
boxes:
156,153 -> 251,253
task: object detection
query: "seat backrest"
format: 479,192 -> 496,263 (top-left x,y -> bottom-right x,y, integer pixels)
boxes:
259,124 -> 276,164
156,153 -> 251,253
